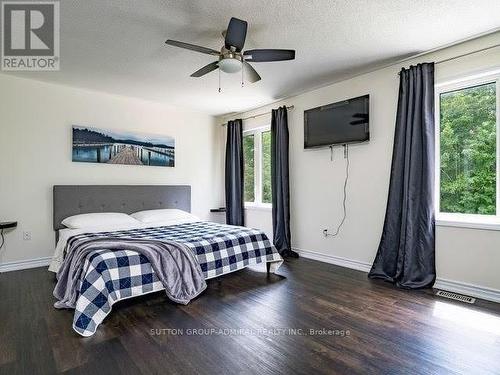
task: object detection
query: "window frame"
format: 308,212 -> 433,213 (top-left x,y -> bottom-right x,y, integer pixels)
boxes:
435,70 -> 500,230
243,125 -> 272,210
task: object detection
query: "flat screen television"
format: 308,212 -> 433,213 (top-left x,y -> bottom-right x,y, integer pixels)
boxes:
304,94 -> 370,148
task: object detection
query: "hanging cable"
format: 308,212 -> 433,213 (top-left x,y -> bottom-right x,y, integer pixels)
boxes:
0,228 -> 4,251
326,144 -> 349,237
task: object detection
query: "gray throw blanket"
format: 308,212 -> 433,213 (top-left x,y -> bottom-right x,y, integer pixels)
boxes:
53,238 -> 207,308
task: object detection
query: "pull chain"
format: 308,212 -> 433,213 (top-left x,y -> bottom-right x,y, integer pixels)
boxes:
241,60 -> 244,87
218,68 -> 221,93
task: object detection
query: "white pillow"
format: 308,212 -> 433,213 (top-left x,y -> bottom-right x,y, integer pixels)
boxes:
131,209 -> 199,224
62,212 -> 139,229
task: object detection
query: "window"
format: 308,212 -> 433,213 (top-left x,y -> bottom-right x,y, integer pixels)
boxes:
243,126 -> 272,207
436,71 -> 500,227
261,130 -> 272,204
243,134 -> 255,202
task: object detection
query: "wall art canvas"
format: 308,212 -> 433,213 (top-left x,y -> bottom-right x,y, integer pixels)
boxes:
72,125 -> 175,167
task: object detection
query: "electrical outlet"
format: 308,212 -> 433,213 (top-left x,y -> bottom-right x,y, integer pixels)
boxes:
323,229 -> 328,237
23,231 -> 32,241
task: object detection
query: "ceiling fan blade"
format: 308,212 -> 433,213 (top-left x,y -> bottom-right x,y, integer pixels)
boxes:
190,61 -> 220,77
243,61 -> 261,83
244,49 -> 295,62
165,39 -> 220,56
225,17 -> 247,52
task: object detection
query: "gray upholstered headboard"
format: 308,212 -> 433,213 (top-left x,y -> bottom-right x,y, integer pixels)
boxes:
53,185 -> 191,231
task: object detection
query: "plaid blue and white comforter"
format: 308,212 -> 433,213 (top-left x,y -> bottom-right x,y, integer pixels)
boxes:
61,221 -> 282,336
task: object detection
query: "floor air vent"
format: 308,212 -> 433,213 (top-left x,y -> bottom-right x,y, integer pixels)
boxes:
436,290 -> 476,304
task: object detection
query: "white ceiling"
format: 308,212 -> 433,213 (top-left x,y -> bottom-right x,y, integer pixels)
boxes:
6,0 -> 500,115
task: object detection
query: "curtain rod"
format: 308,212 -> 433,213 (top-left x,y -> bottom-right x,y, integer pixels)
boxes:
398,43 -> 500,74
435,43 -> 500,65
221,105 -> 294,126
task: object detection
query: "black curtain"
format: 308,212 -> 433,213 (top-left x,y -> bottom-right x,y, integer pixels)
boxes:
271,106 -> 297,258
225,119 -> 245,226
368,63 -> 436,289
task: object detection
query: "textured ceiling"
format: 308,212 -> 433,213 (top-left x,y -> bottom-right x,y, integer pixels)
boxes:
5,0 -> 500,115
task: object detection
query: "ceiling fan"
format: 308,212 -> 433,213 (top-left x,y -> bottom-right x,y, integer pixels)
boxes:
165,17 -> 295,84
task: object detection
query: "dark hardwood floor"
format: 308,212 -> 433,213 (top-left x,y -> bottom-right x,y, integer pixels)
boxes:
1,258 -> 500,374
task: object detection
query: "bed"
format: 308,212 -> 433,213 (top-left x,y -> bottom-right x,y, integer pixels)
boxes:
50,185 -> 283,337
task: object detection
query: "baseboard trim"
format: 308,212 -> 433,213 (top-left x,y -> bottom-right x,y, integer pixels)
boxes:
293,247 -> 500,304
293,247 -> 372,273
0,256 -> 52,273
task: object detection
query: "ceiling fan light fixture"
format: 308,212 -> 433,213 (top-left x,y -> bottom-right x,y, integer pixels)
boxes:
165,16 -> 296,85
218,58 -> 242,74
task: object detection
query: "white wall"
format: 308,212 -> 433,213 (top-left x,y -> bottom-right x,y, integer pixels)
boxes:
218,31 -> 500,292
0,74 -> 219,266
